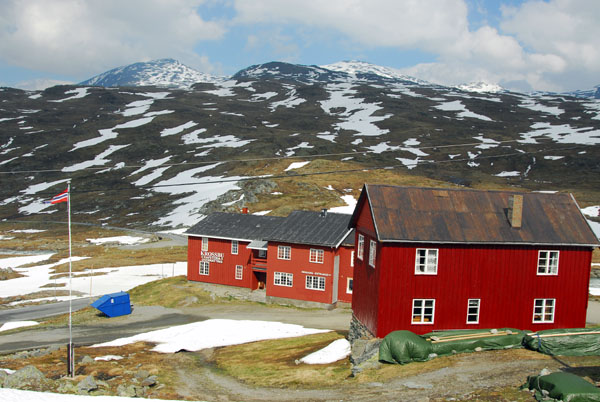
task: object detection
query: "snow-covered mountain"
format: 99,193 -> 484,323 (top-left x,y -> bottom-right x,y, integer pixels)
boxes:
2,60 -> 600,230
456,81 -> 505,94
79,58 -> 222,89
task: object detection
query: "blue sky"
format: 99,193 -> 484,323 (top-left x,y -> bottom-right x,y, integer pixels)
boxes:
0,0 -> 598,92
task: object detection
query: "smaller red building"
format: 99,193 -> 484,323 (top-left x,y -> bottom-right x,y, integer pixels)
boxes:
349,184 -> 599,337
186,210 -> 354,307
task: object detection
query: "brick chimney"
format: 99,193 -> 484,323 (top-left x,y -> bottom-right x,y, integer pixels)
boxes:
508,194 -> 523,229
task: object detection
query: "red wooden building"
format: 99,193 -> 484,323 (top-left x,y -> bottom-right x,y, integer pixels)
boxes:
349,184 -> 599,337
186,210 -> 354,307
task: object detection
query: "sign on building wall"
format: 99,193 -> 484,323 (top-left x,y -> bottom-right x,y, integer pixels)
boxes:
201,251 -> 224,263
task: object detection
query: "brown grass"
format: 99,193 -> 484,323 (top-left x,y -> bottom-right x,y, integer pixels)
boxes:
213,331 -> 351,388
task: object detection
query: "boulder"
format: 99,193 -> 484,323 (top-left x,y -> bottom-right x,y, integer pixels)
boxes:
3,365 -> 50,391
77,375 -> 98,393
141,375 -> 158,387
80,355 -> 94,364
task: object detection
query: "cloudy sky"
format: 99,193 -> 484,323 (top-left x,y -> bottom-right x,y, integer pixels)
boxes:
0,0 -> 598,92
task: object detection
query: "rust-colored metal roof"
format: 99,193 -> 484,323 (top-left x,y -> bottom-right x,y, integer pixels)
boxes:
354,184 -> 599,246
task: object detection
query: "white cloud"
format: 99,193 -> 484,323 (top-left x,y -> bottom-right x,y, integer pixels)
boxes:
0,0 -> 226,79
232,0 -> 600,92
15,78 -> 73,91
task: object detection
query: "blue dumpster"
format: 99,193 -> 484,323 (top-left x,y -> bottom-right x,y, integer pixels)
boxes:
90,291 -> 132,317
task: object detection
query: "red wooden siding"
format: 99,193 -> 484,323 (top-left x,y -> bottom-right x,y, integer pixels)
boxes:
351,198 -> 381,336
266,242 -> 338,304
337,245 -> 354,303
187,236 -> 253,289
374,243 -> 592,337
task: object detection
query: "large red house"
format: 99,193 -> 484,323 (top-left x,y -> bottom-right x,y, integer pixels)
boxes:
349,184 -> 599,337
186,210 -> 354,307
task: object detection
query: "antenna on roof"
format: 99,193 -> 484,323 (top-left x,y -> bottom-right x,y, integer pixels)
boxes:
321,208 -> 328,217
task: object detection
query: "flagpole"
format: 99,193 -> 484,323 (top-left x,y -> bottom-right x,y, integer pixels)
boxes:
67,179 -> 74,377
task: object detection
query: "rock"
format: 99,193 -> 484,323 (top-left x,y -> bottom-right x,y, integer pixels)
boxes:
3,365 -> 50,391
350,338 -> 382,365
0,370 -> 8,383
428,353 -> 438,359
80,355 -> 94,364
77,375 -> 98,393
474,347 -> 483,352
117,384 -> 136,398
490,328 -> 498,334
56,380 -> 77,393
141,375 -> 157,387
540,368 -> 552,376
135,369 -> 150,380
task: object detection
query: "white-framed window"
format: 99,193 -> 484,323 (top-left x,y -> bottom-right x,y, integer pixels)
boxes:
537,250 -> 559,275
277,245 -> 291,260
533,298 -> 555,323
466,299 -> 480,324
235,265 -> 243,280
306,275 -> 326,291
412,299 -> 435,324
368,240 -> 377,268
201,237 -> 209,252
357,234 -> 364,260
350,251 -> 354,267
231,240 -> 239,255
258,249 -> 267,258
274,272 -> 293,287
199,261 -> 210,276
415,249 -> 438,275
309,248 -> 324,263
346,278 -> 353,294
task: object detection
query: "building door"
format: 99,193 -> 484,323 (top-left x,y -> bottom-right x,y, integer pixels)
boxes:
253,271 -> 267,290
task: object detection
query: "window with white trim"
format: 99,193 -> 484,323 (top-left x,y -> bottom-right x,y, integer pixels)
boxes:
533,298 -> 555,323
201,237 -> 209,252
306,275 -> 325,291
350,251 -> 354,267
357,234 -> 364,260
368,240 -> 377,268
415,249 -> 438,274
466,299 -> 480,324
235,265 -> 243,280
412,299 -> 435,324
274,272 -> 293,287
277,245 -> 291,260
199,261 -> 209,276
346,278 -> 353,294
537,250 -> 559,275
231,240 -> 239,255
309,248 -> 324,263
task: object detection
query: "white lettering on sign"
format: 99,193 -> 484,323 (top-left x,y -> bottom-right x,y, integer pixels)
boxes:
301,270 -> 331,277
201,251 -> 224,263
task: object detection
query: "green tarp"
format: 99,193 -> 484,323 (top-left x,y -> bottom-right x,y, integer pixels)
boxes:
523,328 -> 600,356
379,330 -> 432,364
379,328 -> 526,364
523,372 -> 600,402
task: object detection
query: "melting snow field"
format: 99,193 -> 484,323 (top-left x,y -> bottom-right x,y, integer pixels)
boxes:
434,100 -> 493,121
0,252 -> 186,303
86,236 -> 150,245
300,338 -> 351,364
92,319 -> 330,353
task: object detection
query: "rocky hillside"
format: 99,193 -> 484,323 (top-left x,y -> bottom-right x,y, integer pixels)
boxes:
1,61 -> 599,229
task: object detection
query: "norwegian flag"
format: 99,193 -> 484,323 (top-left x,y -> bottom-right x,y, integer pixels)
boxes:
47,189 -> 68,204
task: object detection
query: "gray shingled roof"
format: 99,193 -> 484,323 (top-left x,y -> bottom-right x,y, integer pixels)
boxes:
186,212 -> 285,241
267,210 -> 353,247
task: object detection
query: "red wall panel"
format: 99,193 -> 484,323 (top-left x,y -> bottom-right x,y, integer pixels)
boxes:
187,236 -> 253,289
337,245 -> 354,303
373,243 -> 592,337
266,242 -> 337,304
351,198 -> 381,336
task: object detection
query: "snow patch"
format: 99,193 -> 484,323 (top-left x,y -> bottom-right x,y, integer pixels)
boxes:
300,338 -> 351,364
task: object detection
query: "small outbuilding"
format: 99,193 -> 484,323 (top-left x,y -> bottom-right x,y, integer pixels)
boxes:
349,184 -> 599,338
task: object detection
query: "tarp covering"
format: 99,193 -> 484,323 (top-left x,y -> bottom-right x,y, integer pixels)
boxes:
523,328 -> 600,356
523,372 -> 600,402
425,328 -> 527,357
379,329 -> 526,364
379,330 -> 432,364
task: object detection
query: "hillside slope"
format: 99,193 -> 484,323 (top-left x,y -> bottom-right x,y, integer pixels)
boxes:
1,61 -> 599,229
